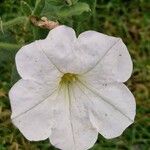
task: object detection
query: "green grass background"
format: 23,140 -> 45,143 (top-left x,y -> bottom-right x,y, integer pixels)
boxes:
0,0 -> 149,149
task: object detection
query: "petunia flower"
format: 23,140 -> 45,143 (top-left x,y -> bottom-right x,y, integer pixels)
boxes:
9,25 -> 136,150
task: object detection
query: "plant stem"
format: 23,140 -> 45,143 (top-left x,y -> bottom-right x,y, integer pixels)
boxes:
0,42 -> 22,50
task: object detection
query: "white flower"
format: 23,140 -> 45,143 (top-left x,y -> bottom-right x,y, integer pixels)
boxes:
9,25 -> 136,150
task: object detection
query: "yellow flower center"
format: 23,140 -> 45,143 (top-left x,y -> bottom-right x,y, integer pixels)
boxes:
60,73 -> 77,85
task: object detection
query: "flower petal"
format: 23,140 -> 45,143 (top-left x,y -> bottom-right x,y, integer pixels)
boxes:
9,79 -> 59,141
39,25 -> 78,73
16,40 -> 62,84
40,25 -> 100,74
49,84 -> 98,150
78,31 -> 133,82
77,80 -> 136,139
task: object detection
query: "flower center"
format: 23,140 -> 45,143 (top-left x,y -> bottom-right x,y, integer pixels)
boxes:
60,73 -> 77,85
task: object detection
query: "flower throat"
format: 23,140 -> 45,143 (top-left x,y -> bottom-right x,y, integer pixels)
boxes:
60,73 -> 77,85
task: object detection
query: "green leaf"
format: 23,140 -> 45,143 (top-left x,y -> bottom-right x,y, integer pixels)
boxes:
44,0 -> 65,6
66,0 -> 79,6
21,1 -> 32,16
57,2 -> 91,18
41,1 -> 90,20
33,0 -> 45,15
66,0 -> 73,6
41,0 -> 64,19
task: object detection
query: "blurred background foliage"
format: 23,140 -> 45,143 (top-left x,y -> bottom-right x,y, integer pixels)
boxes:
0,0 -> 150,149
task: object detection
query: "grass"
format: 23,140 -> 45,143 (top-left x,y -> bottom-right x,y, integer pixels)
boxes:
0,0 -> 150,149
